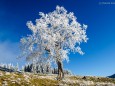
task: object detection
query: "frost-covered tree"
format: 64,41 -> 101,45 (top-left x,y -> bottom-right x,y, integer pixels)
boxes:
15,63 -> 19,71
20,6 -> 88,80
0,63 -> 20,72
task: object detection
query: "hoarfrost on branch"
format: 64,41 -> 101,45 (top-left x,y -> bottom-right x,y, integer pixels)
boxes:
20,5 -> 88,64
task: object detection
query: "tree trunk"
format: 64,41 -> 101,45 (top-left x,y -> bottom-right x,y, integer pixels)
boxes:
57,60 -> 64,80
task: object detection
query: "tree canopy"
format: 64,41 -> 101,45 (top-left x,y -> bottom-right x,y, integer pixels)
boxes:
20,5 -> 88,65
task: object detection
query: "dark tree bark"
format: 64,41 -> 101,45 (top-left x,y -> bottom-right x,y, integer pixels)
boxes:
45,45 -> 64,80
57,60 -> 64,80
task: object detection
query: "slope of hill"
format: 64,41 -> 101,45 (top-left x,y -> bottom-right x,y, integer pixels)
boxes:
108,74 -> 115,78
0,66 -> 14,72
0,71 -> 115,86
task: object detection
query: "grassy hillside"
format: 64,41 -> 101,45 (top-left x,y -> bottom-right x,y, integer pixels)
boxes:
0,71 -> 115,86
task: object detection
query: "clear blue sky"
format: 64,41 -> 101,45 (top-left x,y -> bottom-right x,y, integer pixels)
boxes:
0,0 -> 115,77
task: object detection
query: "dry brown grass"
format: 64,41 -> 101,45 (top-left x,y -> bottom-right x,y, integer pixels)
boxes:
0,71 -> 115,86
